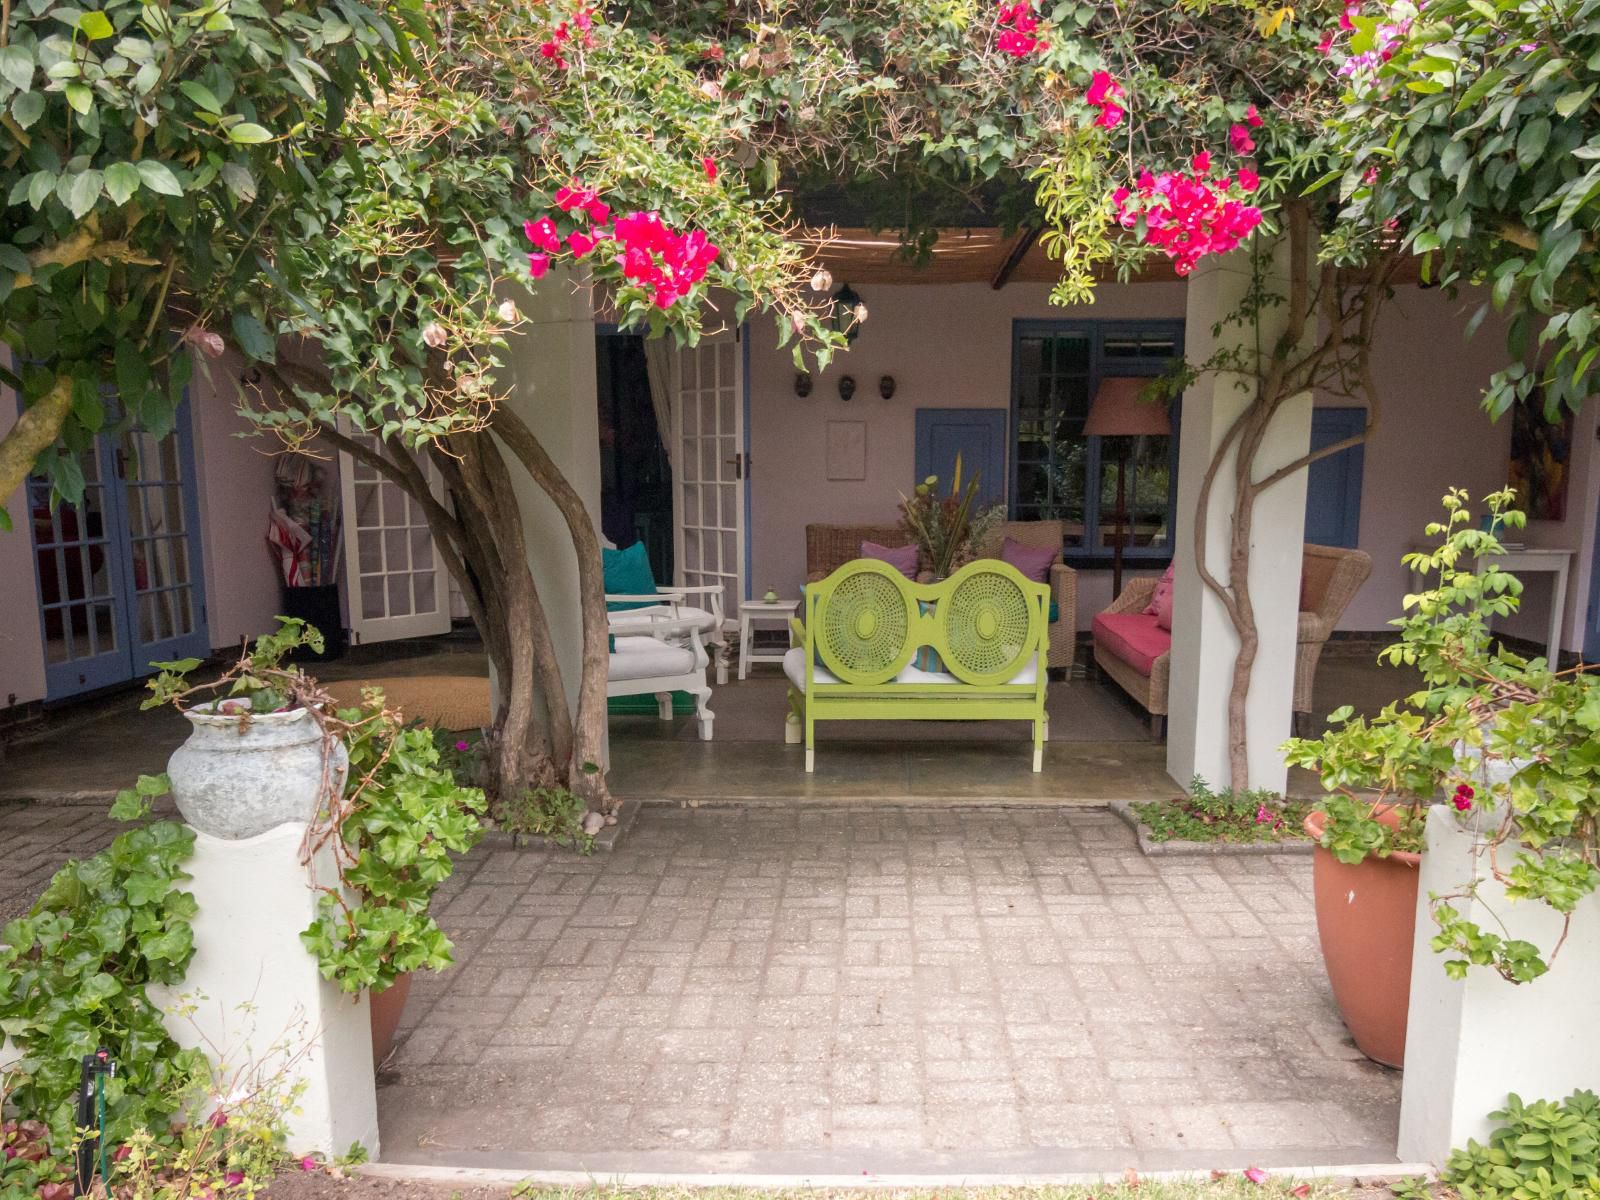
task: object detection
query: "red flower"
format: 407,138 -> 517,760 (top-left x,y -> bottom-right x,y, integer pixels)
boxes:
1237,167 -> 1260,192
1086,71 -> 1121,105
1229,124 -> 1255,154
702,156 -> 718,182
586,198 -> 611,224
524,217 -> 561,253
1192,150 -> 1212,175
527,252 -> 551,280
555,183 -> 596,213
567,229 -> 598,257
1453,783 -> 1475,812
1246,102 -> 1263,128
1095,102 -> 1125,128
208,1109 -> 229,1129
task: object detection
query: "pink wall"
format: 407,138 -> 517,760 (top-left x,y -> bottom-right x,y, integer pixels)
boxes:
747,280 -> 1186,623
745,280 -> 1598,648
0,355 -> 293,709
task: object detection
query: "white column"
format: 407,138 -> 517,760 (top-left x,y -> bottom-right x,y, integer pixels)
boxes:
493,273 -> 603,723
1399,805 -> 1600,1163
1166,240 -> 1312,793
149,825 -> 379,1158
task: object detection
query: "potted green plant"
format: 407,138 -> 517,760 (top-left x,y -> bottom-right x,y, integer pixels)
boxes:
1284,487 -> 1600,1066
146,618 -> 343,841
898,453 -> 1004,582
300,700 -> 485,1063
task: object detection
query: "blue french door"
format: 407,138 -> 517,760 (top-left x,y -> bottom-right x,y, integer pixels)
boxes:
915,409 -> 1009,507
26,401 -> 209,699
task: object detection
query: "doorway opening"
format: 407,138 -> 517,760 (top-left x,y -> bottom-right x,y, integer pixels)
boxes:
596,330 -> 673,584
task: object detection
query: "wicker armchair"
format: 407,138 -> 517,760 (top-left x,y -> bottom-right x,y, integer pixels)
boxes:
976,520 -> 1078,672
804,524 -> 914,582
1295,544 -> 1373,729
1093,576 -> 1170,737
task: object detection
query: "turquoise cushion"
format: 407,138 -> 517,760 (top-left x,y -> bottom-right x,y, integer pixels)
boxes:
1049,601 -> 1059,623
603,542 -> 658,612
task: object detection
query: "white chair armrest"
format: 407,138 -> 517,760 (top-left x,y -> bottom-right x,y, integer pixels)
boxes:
606,593 -> 678,605
611,617 -> 710,669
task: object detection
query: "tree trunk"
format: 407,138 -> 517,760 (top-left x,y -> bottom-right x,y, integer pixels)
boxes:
0,377 -> 72,510
489,405 -> 613,812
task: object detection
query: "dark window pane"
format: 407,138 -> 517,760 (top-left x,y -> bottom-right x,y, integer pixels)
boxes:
1052,334 -> 1090,373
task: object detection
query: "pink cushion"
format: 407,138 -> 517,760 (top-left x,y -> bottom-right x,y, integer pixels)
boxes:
860,540 -> 918,579
1154,581 -> 1174,631
1000,536 -> 1057,583
1143,562 -> 1175,618
1092,611 -> 1172,677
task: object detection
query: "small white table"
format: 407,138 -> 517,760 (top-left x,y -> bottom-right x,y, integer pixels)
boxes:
738,599 -> 797,679
1410,546 -> 1574,662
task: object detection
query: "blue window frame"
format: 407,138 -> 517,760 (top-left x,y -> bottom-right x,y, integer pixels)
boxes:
1304,407 -> 1366,549
1010,319 -> 1184,561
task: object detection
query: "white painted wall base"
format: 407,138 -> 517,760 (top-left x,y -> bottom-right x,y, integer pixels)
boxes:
1398,804 -> 1600,1164
149,823 -> 379,1159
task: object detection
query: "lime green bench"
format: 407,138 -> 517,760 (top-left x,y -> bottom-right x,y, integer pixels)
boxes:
785,558 -> 1051,773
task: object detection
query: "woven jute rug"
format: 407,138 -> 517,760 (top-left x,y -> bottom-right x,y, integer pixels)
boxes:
324,676 -> 492,732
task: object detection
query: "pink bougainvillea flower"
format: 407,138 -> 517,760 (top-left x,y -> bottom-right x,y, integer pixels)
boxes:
524,217 -> 561,253
1229,123 -> 1255,154
1243,1166 -> 1269,1185
1110,159 -> 1263,276
299,1157 -> 318,1173
453,739 -> 470,752
586,198 -> 612,224
997,28 -> 1044,56
702,156 -> 718,182
224,1172 -> 246,1188
1095,101 -> 1125,128
1246,103 -> 1263,128
1318,30 -> 1336,53
1192,150 -> 1212,175
567,229 -> 598,257
1237,167 -> 1260,192
555,182 -> 597,213
1086,70 -> 1121,105
527,252 -> 551,280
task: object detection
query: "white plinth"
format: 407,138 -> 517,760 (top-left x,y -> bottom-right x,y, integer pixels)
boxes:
149,823 -> 379,1158
1398,805 -> 1600,1164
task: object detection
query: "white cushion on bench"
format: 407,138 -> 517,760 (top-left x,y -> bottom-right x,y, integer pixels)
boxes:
782,647 -> 1038,692
609,605 -> 718,636
609,637 -> 698,681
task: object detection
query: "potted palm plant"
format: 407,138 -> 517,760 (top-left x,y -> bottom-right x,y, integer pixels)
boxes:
1281,487 -> 1600,1066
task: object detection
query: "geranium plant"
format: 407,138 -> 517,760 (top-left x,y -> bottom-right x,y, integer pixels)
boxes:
1283,488 -> 1600,983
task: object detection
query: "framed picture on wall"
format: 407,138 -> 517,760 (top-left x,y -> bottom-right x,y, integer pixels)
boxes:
1508,390 -> 1573,522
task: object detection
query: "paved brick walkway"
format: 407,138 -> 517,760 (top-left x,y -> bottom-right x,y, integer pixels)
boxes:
379,806 -> 1400,1173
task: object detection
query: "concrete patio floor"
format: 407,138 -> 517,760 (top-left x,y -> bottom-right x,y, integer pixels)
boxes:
377,805 -> 1401,1174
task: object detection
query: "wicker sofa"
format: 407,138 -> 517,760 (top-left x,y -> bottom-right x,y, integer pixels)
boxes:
804,521 -> 1077,671
1091,543 -> 1372,738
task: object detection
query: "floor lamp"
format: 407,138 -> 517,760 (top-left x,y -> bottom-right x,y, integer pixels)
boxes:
1083,377 -> 1172,597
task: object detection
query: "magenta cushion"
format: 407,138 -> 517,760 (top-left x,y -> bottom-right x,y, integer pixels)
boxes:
1154,581 -> 1174,632
1092,611 -> 1172,677
860,540 -> 918,579
1000,536 -> 1057,584
1144,562 -> 1176,619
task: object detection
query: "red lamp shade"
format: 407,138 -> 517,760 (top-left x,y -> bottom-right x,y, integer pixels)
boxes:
1084,377 -> 1172,437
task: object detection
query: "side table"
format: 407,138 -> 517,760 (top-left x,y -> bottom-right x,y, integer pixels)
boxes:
738,599 -> 798,680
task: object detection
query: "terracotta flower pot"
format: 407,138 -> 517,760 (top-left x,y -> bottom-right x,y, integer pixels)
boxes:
369,972 -> 413,1067
1304,808 -> 1421,1069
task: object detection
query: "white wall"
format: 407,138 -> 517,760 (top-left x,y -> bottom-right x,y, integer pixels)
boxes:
0,390 -> 48,709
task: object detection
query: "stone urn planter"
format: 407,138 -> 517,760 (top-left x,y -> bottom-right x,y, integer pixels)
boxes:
1304,806 -> 1421,1068
167,702 -> 347,839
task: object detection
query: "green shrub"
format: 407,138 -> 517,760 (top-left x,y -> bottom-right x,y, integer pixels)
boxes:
494,786 -> 594,853
1443,1090 -> 1600,1199
1133,776 -> 1311,845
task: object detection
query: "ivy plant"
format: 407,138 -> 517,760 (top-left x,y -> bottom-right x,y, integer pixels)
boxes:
0,775 -> 205,1156
301,701 -> 486,995
1284,488 -> 1600,984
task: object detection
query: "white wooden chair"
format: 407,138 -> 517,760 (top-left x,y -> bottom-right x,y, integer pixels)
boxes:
606,614 -> 715,740
605,585 -> 729,685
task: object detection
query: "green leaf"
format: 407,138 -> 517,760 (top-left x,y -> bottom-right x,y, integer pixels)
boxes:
72,377 -> 104,432
76,9 -> 113,38
1517,117 -> 1551,169
11,89 -> 44,128
135,159 -> 183,196
178,80 -> 222,113
1555,86 -> 1596,118
103,161 -> 140,206
65,168 -> 102,219
64,81 -> 92,114
219,161 -> 256,202
0,45 -> 34,91
231,311 -> 276,361
226,121 -> 273,145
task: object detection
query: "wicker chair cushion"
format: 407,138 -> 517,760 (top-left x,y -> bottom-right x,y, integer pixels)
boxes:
860,540 -> 919,579
782,646 -> 1039,692
1091,611 -> 1171,676
1000,536 -> 1057,583
1143,562 -> 1175,619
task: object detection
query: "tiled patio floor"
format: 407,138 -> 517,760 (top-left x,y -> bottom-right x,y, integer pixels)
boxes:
378,805 -> 1401,1174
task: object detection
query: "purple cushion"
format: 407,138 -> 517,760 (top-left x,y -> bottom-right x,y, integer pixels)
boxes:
1092,611 -> 1172,676
1000,536 -> 1057,583
860,540 -> 918,579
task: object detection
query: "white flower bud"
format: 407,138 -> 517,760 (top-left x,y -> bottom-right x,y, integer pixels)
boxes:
810,269 -> 833,292
183,324 -> 226,360
421,322 -> 448,349
853,302 -> 869,324
497,300 -> 519,323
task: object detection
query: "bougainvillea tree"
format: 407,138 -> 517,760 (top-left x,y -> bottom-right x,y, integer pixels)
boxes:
0,0 -> 420,523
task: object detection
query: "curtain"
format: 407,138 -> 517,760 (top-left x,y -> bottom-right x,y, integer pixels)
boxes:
642,337 -> 675,472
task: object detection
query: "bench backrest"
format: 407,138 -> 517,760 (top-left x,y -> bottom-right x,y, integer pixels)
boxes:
802,558 -> 1050,687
